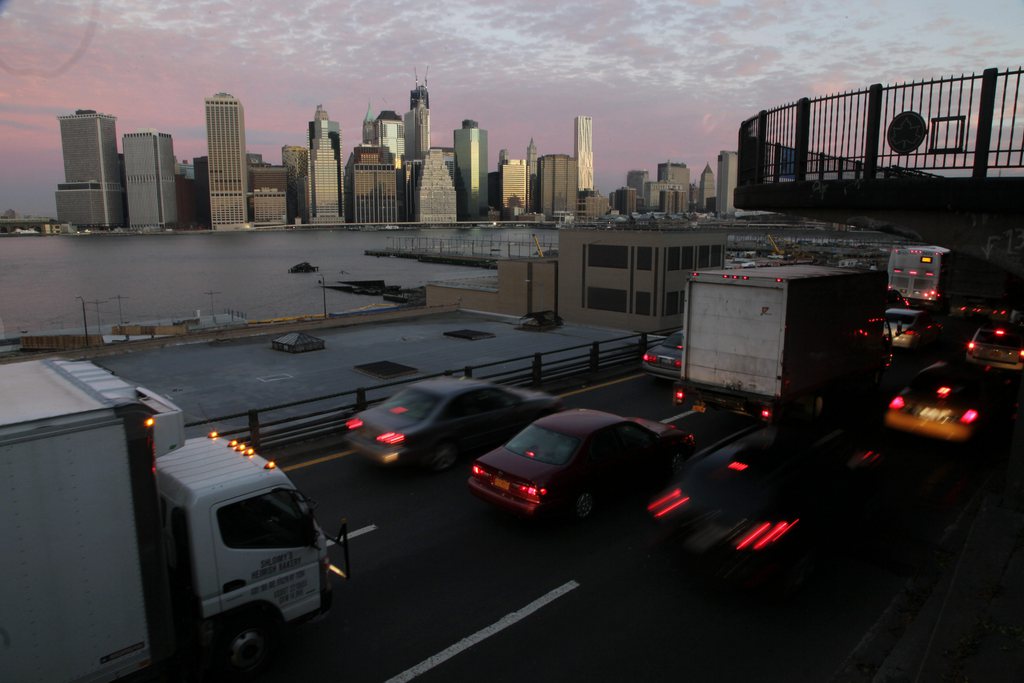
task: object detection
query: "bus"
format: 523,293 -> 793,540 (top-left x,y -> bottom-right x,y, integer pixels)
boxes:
886,245 -> 950,311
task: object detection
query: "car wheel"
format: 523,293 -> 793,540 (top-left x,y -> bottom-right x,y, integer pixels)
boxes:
216,613 -> 277,680
429,441 -> 459,472
573,491 -> 595,520
779,551 -> 816,600
670,450 -> 688,475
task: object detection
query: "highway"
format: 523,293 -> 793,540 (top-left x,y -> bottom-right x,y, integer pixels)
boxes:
258,317 -> 1011,683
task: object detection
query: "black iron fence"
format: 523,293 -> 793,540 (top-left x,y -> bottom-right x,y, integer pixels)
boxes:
185,331 -> 660,452
739,67 -> 1023,185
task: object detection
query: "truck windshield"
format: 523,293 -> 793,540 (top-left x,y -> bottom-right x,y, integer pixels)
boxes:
217,489 -> 310,549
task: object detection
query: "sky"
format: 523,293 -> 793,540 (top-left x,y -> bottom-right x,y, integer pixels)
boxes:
0,0 -> 1021,217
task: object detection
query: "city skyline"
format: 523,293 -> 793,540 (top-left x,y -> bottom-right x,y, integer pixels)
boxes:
1,0 -> 1020,216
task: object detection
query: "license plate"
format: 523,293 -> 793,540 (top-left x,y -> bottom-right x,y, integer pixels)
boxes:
493,477 -> 510,491
693,402 -> 706,413
918,406 -> 951,421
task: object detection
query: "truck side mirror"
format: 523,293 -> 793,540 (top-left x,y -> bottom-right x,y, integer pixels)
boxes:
328,519 -> 351,580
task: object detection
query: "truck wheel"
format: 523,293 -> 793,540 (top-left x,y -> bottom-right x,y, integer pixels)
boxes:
217,614 -> 277,680
429,441 -> 459,471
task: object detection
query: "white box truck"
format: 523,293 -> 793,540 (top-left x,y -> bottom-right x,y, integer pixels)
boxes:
0,360 -> 348,682
673,265 -> 889,421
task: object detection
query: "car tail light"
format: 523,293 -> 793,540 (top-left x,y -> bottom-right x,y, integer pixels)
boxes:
968,341 -> 976,351
760,407 -> 772,421
647,488 -> 690,518
674,359 -> 682,368
514,483 -> 548,503
346,417 -> 364,430
735,519 -> 799,550
960,410 -> 979,424
889,396 -> 905,410
643,352 -> 656,363
376,432 -> 405,445
471,464 -> 488,477
727,461 -> 749,471
936,386 -> 952,399
902,329 -> 917,336
995,329 -> 1006,336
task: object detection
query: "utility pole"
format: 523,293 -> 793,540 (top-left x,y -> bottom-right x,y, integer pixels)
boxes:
205,290 -> 221,324
87,299 -> 107,338
75,296 -> 89,344
111,294 -> 130,326
318,278 -> 327,319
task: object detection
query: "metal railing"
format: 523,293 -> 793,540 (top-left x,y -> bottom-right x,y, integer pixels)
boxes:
738,67 -> 1023,185
185,330 -> 661,452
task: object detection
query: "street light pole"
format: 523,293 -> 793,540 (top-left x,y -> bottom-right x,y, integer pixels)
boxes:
75,296 -> 89,344
205,290 -> 220,324
318,278 -> 327,319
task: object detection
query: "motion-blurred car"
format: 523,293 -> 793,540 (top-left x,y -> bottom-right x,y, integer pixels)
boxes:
345,378 -> 562,471
647,425 -> 882,595
885,308 -> 941,350
642,330 -> 684,380
885,361 -> 1014,442
965,327 -> 1024,372
468,409 -> 696,520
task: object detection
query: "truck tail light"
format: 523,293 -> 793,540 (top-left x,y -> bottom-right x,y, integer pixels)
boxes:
760,407 -> 772,421
673,387 -> 685,405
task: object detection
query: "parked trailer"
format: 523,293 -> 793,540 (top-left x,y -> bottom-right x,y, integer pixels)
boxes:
674,265 -> 889,421
0,360 -> 348,682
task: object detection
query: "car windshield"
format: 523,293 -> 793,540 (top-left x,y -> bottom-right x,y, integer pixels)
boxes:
377,389 -> 439,420
662,332 -> 684,349
504,425 -> 581,465
975,329 -> 1022,347
886,312 -> 919,325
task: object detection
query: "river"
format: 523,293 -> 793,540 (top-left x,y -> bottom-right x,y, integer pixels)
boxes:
0,227 -> 557,336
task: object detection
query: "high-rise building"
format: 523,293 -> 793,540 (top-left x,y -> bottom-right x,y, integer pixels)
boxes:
362,103 -> 376,144
55,109 -> 125,228
307,105 -> 343,224
345,144 -> 398,224
716,151 -> 738,217
404,79 -> 430,163
526,138 -> 538,213
193,156 -> 210,227
626,170 -> 648,195
374,111 -> 405,168
698,163 -> 715,213
204,93 -> 247,229
250,165 -> 287,224
537,153 -> 577,220
574,116 -> 593,192
498,149 -> 510,166
415,149 -> 457,223
500,159 -> 527,219
453,120 -> 488,220
658,161 -> 689,186
644,180 -> 686,210
282,145 -> 309,224
122,129 -> 177,230
611,187 -> 637,215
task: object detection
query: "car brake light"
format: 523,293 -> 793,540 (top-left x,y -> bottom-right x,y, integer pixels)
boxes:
936,386 -> 951,399
727,461 -> 749,471
760,407 -> 772,421
346,417 -> 364,430
674,359 -> 682,368
643,352 -> 656,363
736,519 -> 799,550
376,432 -> 405,445
960,410 -> 979,424
995,329 -> 1006,336
902,329 -> 917,336
889,396 -> 905,410
647,488 -> 690,518
514,483 -> 547,503
471,464 -> 487,477
967,341 -> 976,350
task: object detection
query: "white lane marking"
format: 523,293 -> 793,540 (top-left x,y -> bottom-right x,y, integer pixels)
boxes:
327,524 -> 377,546
257,373 -> 293,382
383,580 -> 581,683
660,410 -> 696,423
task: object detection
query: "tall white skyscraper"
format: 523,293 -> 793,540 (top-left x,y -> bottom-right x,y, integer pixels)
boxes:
526,138 -> 538,212
55,109 -> 124,227
307,104 -> 343,223
574,115 -> 593,192
404,80 -> 430,162
123,130 -> 177,230
375,111 -> 405,168
716,151 -> 738,217
204,93 -> 247,229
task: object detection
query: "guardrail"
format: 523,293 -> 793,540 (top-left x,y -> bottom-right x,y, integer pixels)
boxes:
738,67 -> 1024,185
185,330 -> 661,452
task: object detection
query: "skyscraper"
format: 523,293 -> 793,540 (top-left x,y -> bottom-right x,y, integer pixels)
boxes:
537,154 -> 577,220
374,111 -> 405,168
716,151 -> 738,217
122,129 -> 177,230
281,145 -> 309,224
500,159 -> 527,219
307,105 -> 343,223
574,115 -> 593,192
657,161 -> 689,186
362,103 -> 376,145
698,163 -> 715,213
404,79 -> 430,163
415,149 -> 457,223
204,93 -> 247,229
526,138 -> 538,213
55,109 -> 124,228
345,144 -> 398,224
250,166 -> 287,224
626,170 -> 648,195
453,120 -> 488,220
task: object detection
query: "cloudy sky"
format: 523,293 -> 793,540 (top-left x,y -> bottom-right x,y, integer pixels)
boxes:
0,0 -> 1020,217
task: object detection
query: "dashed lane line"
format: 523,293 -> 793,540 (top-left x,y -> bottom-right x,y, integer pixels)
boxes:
383,580 -> 581,683
327,524 -> 377,547
282,449 -> 354,472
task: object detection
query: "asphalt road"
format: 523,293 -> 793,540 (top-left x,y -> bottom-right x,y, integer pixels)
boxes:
253,317 -> 1013,683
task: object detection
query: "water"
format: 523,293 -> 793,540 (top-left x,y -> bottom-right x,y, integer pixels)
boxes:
0,227 -> 556,336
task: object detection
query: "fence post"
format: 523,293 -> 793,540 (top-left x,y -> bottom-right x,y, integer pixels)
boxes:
864,83 -> 882,180
356,388 -> 367,411
248,409 -> 261,450
464,366 -> 473,378
532,353 -> 542,386
973,68 -> 998,179
639,333 -> 648,359
754,110 -> 768,184
590,342 -> 600,372
795,98 -> 810,181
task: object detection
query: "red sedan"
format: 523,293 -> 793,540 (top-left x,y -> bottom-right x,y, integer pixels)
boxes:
468,409 -> 696,520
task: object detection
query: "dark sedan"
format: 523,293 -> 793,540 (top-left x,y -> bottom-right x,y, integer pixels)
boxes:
468,409 -> 696,520
647,425 -> 882,595
642,330 -> 684,381
345,378 -> 562,471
